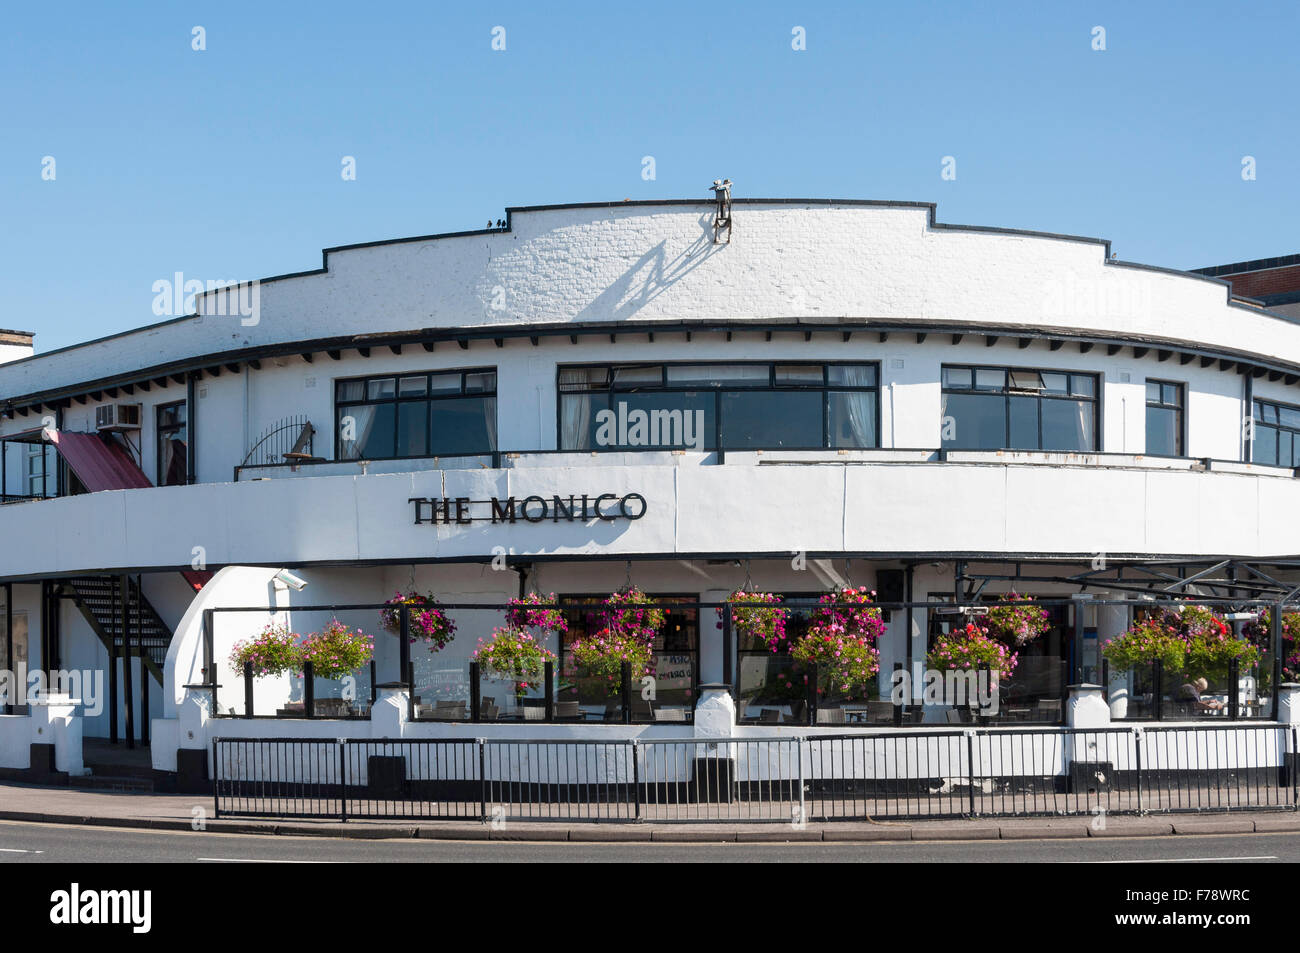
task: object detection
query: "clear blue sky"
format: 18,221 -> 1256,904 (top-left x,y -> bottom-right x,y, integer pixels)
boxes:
2,0 -> 1296,351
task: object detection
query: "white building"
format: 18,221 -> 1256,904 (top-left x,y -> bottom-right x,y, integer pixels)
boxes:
2,197 -> 1298,791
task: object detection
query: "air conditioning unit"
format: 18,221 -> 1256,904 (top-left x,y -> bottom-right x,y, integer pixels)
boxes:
95,403 -> 142,432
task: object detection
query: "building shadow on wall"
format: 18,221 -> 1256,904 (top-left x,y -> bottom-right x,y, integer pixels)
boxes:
573,213 -> 722,324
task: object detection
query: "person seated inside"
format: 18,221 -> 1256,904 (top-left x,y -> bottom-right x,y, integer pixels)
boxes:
1178,677 -> 1224,713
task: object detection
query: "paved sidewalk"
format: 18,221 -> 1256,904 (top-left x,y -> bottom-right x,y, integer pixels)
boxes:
0,782 -> 1297,842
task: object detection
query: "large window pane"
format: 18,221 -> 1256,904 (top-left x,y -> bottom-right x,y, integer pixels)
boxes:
941,393 -> 1006,449
431,397 -> 497,456
1009,395 -> 1039,448
828,391 -> 877,448
615,392 -> 715,449
560,393 -> 603,449
349,404 -> 394,459
397,402 -> 429,457
974,369 -> 1005,391
720,390 -> 821,448
1255,425 -> 1279,465
1146,406 -> 1180,456
666,365 -> 769,385
1041,399 -> 1094,451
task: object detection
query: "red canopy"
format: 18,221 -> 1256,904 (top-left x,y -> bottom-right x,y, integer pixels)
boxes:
48,430 -> 153,491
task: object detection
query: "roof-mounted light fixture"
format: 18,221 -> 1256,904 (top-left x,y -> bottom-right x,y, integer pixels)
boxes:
711,179 -> 733,244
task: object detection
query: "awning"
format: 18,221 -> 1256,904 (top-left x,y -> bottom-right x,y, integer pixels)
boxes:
47,430 -> 153,491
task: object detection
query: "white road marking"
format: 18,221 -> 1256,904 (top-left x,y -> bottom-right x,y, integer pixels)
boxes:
1090,855 -> 1277,864
196,857 -> 337,864
0,848 -> 43,854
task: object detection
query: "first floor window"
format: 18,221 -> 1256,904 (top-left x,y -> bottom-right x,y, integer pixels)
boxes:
336,369 -> 497,460
557,362 -> 879,451
940,365 -> 1098,452
1252,398 -> 1300,467
1145,380 -> 1183,457
157,401 -> 188,486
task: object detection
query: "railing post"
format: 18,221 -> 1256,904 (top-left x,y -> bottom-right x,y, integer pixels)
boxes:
621,661 -> 632,724
1101,659 -> 1109,703
478,739 -> 488,823
243,661 -> 254,718
1273,602 -> 1284,724
544,661 -> 555,722
966,730 -> 977,817
631,740 -> 642,822
1153,659 -> 1163,722
806,664 -> 818,727
1229,658 -> 1240,721
303,660 -> 315,718
1134,727 -> 1145,815
338,740 -> 347,823
470,661 -> 481,723
1293,727 -> 1298,812
797,737 -> 806,824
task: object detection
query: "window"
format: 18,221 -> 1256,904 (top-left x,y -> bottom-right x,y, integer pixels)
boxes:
335,369 -> 497,460
941,365 -> 1098,452
157,401 -> 188,486
1252,398 -> 1300,467
557,362 -> 879,451
1145,380 -> 1184,457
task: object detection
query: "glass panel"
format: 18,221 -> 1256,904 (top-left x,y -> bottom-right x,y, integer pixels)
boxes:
611,366 -> 663,387
367,378 -> 396,400
1255,425 -> 1279,465
828,364 -> 877,387
1069,375 -> 1095,398
1161,383 -> 1180,406
397,402 -> 429,457
560,393 -> 606,450
1008,370 -> 1044,391
941,367 -> 972,390
558,367 -> 608,391
828,392 -> 877,448
1041,373 -> 1068,395
1145,381 -> 1162,403
464,372 -> 495,394
720,390 -> 821,448
665,364 -> 769,385
354,404 -> 395,459
430,397 -> 497,456
1280,431 -> 1294,469
941,393 -> 1006,449
1292,441 -> 1300,469
974,368 -> 1005,391
774,365 -> 823,383
398,375 -> 427,396
1146,406 -> 1180,456
609,392 -> 716,449
337,380 -> 364,402
1009,395 -> 1039,449
1279,406 -> 1300,429
1041,399 -> 1094,452
428,373 -> 461,395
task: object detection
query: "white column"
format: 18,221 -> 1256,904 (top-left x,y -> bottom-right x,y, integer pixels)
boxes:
1098,601 -> 1130,718
29,692 -> 85,776
694,684 -> 736,738
1067,684 -> 1111,729
371,683 -> 409,738
1276,684 -> 1300,724
700,589 -> 730,685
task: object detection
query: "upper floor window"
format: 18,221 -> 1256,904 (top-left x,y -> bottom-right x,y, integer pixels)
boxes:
557,362 -> 879,451
157,401 -> 188,486
1252,398 -> 1300,468
335,369 -> 497,460
941,365 -> 1098,452
1145,380 -> 1184,457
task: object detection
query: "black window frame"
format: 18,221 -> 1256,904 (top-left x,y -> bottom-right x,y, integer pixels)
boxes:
556,360 -> 882,451
1252,396 -> 1300,468
156,400 -> 189,487
334,367 -> 498,462
1144,379 -> 1185,458
940,363 -> 1101,452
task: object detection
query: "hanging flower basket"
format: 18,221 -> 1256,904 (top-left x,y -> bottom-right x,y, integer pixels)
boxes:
504,592 -> 569,635
298,619 -> 375,681
597,586 -> 666,643
790,624 -> 880,696
569,627 -> 655,697
473,626 -> 556,694
724,589 -> 789,652
985,592 -> 1051,647
811,586 -> 886,644
1101,617 -> 1187,673
927,622 -> 1018,681
229,623 -> 300,678
1244,609 -> 1300,682
379,590 -> 457,652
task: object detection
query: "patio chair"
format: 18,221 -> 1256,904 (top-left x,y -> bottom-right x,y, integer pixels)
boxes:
1034,699 -> 1063,721
944,708 -> 968,724
521,706 -> 546,721
787,700 -> 807,724
815,708 -> 846,725
556,701 -> 582,720
760,708 -> 780,723
653,708 -> 687,722
867,700 -> 895,722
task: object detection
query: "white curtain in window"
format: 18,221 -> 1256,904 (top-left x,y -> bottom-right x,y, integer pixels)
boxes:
1077,400 -> 1092,451
561,395 -> 593,450
834,365 -> 875,447
483,397 -> 498,450
339,405 -> 377,460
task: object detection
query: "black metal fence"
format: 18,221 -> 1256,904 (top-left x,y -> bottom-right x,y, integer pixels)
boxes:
213,723 -> 1299,823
